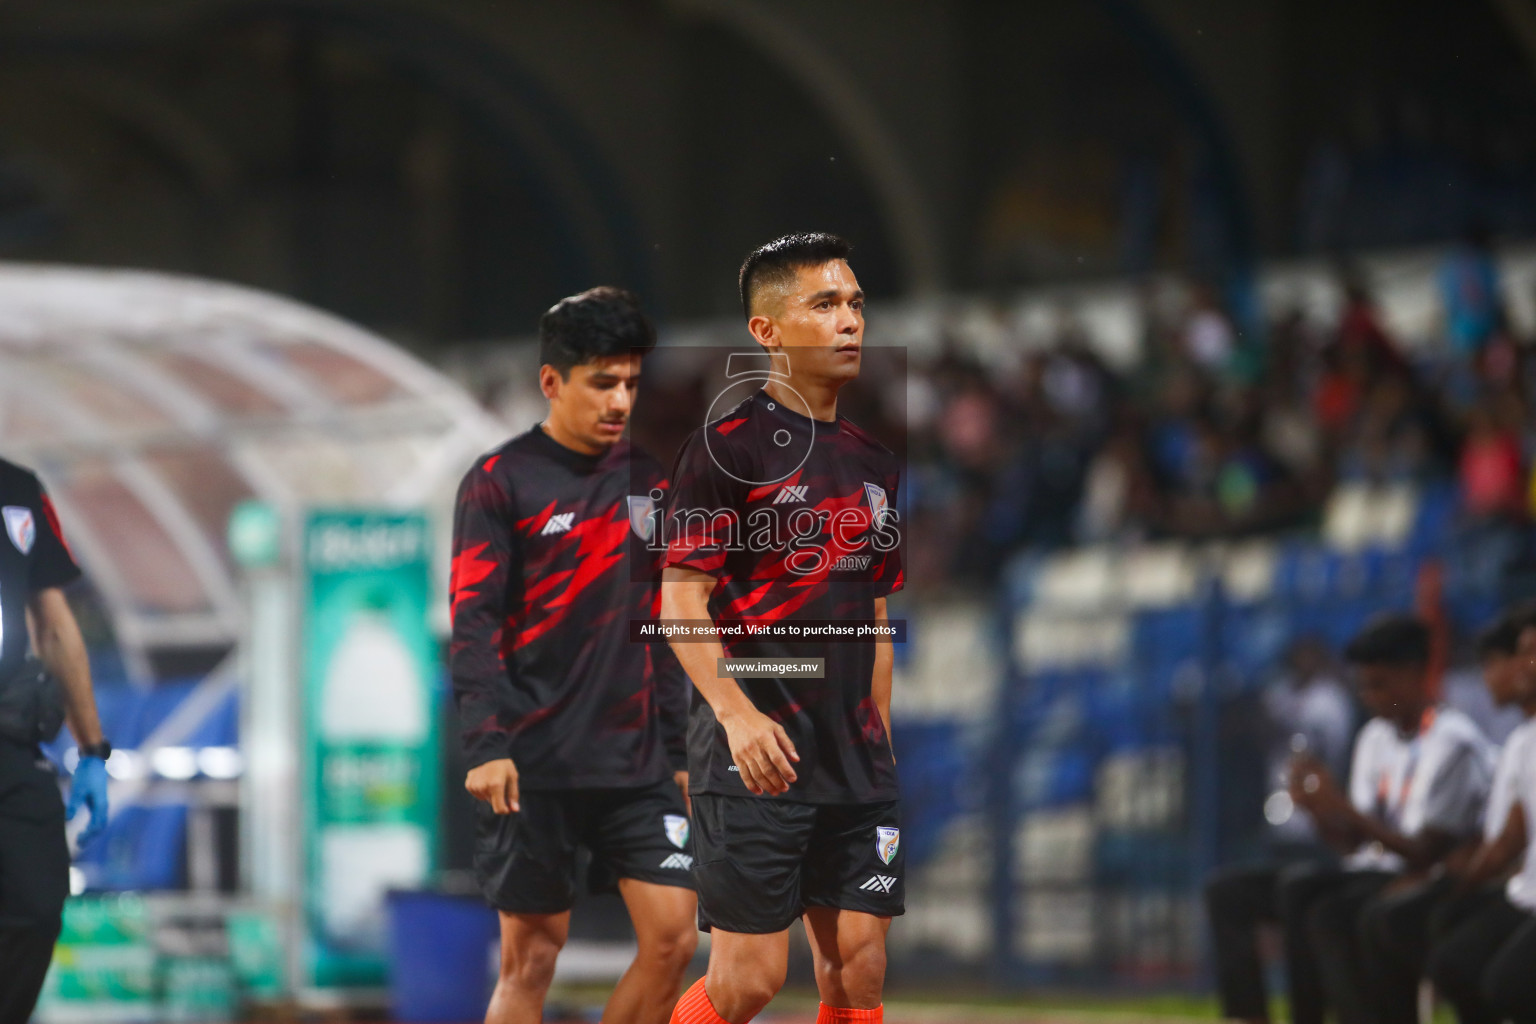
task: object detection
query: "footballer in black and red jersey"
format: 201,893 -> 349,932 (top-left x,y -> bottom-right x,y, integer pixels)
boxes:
449,287 -> 697,1024
661,235 -> 906,1024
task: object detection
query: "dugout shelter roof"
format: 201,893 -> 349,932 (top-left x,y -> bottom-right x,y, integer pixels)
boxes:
0,263 -> 501,676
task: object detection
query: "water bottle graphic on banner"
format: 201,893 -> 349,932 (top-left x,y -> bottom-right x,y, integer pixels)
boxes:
316,589 -> 428,953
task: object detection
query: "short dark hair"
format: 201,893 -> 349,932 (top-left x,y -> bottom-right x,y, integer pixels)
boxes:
738,232 -> 852,318
1344,614 -> 1431,667
1476,616 -> 1521,659
1479,601 -> 1536,658
539,286 -> 656,377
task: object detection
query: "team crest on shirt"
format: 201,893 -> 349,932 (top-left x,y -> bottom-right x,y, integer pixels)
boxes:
876,826 -> 900,865
3,507 -> 35,555
863,483 -> 890,527
663,814 -> 690,849
627,495 -> 658,543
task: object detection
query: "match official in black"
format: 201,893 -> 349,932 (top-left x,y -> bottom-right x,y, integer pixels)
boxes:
0,456 -> 110,1024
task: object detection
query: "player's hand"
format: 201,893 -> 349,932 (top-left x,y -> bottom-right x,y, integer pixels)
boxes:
1287,753 -> 1334,808
67,755 -> 110,846
719,707 -> 799,796
674,769 -> 691,816
466,758 -> 520,814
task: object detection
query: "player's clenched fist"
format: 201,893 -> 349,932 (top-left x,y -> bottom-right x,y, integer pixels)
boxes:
719,706 -> 800,795
465,757 -> 521,814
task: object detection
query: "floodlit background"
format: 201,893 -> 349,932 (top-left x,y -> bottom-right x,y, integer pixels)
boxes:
3,1 -> 1536,1020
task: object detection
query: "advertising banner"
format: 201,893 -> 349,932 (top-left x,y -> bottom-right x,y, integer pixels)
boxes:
302,510 -> 438,988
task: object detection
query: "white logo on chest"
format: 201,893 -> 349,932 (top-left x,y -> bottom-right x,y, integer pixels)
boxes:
540,512 -> 575,536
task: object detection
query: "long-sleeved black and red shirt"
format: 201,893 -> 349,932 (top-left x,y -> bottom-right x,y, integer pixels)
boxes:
664,389 -> 904,804
449,426 -> 687,788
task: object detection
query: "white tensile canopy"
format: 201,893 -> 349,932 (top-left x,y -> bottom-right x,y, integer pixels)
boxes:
0,263 -> 501,678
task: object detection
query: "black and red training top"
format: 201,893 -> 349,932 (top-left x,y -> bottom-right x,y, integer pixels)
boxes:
665,388 -> 903,804
449,427 -> 687,789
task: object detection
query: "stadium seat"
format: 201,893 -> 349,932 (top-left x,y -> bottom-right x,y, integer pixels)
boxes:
1323,482 -> 1416,552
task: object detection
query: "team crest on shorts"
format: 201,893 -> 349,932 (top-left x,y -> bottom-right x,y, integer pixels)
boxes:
664,814 -> 690,849
3,507 -> 35,555
863,483 -> 890,528
876,826 -> 900,865
627,495 -> 657,543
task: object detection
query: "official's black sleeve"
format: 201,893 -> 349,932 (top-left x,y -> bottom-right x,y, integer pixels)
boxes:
29,477 -> 80,591
449,460 -> 520,769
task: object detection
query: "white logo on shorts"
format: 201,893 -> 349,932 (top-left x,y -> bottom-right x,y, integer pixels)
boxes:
664,814 -> 690,849
660,853 -> 694,870
859,875 -> 897,894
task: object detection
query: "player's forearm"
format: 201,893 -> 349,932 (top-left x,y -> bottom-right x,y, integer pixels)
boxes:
670,637 -> 755,723
660,576 -> 755,723
1348,809 -> 1454,870
1301,801 -> 1363,855
28,590 -> 103,748
1465,805 -> 1526,885
448,625 -> 512,767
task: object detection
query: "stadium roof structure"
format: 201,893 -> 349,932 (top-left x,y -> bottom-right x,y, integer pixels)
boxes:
0,263 -> 502,677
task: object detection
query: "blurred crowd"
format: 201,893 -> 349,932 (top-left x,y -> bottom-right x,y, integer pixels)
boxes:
455,236 -> 1536,594
905,233 -> 1535,587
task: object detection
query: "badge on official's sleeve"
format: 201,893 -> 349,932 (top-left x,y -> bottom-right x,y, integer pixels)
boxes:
627,495 -> 658,543
876,826 -> 900,865
664,814 -> 690,849
863,483 -> 890,527
3,506 -> 35,554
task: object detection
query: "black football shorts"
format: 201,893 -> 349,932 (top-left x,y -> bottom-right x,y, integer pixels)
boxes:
690,794 -> 904,934
474,776 -> 695,915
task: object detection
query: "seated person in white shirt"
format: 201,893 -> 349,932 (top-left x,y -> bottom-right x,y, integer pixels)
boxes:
1428,612 -> 1536,1024
1356,607 -> 1534,1024
1290,615 -> 1494,1024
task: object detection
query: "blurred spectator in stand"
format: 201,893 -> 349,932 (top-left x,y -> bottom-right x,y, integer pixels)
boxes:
1314,336 -> 1372,443
1159,412 -> 1302,538
1184,282 -> 1238,378
1258,309 -> 1330,508
1460,405 -> 1525,523
1078,413 -> 1157,543
1127,279 -> 1185,403
1147,367 -> 1211,496
1336,374 -> 1438,484
1337,277 -> 1410,379
1439,224 -> 1503,362
939,380 -> 1012,581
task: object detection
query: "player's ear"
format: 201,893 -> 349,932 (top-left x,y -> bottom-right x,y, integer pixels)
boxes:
538,364 -> 563,401
748,314 -> 778,351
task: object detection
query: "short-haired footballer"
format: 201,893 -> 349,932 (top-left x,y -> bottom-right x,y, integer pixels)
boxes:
450,287 -> 696,1024
662,234 -> 905,1024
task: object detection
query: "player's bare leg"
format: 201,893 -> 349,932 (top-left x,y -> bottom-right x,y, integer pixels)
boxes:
672,928 -> 789,1023
803,907 -> 889,1013
486,910 -> 570,1024
604,879 -> 699,1024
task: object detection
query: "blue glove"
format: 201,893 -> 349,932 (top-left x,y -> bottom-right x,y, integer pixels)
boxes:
67,755 -> 110,847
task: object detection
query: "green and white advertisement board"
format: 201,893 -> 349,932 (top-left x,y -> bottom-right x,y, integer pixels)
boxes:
36,895 -> 157,1023
302,510 -> 439,988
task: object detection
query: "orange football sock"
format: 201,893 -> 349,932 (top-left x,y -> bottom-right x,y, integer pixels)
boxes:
816,1004 -> 883,1022
671,976 -> 732,1024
